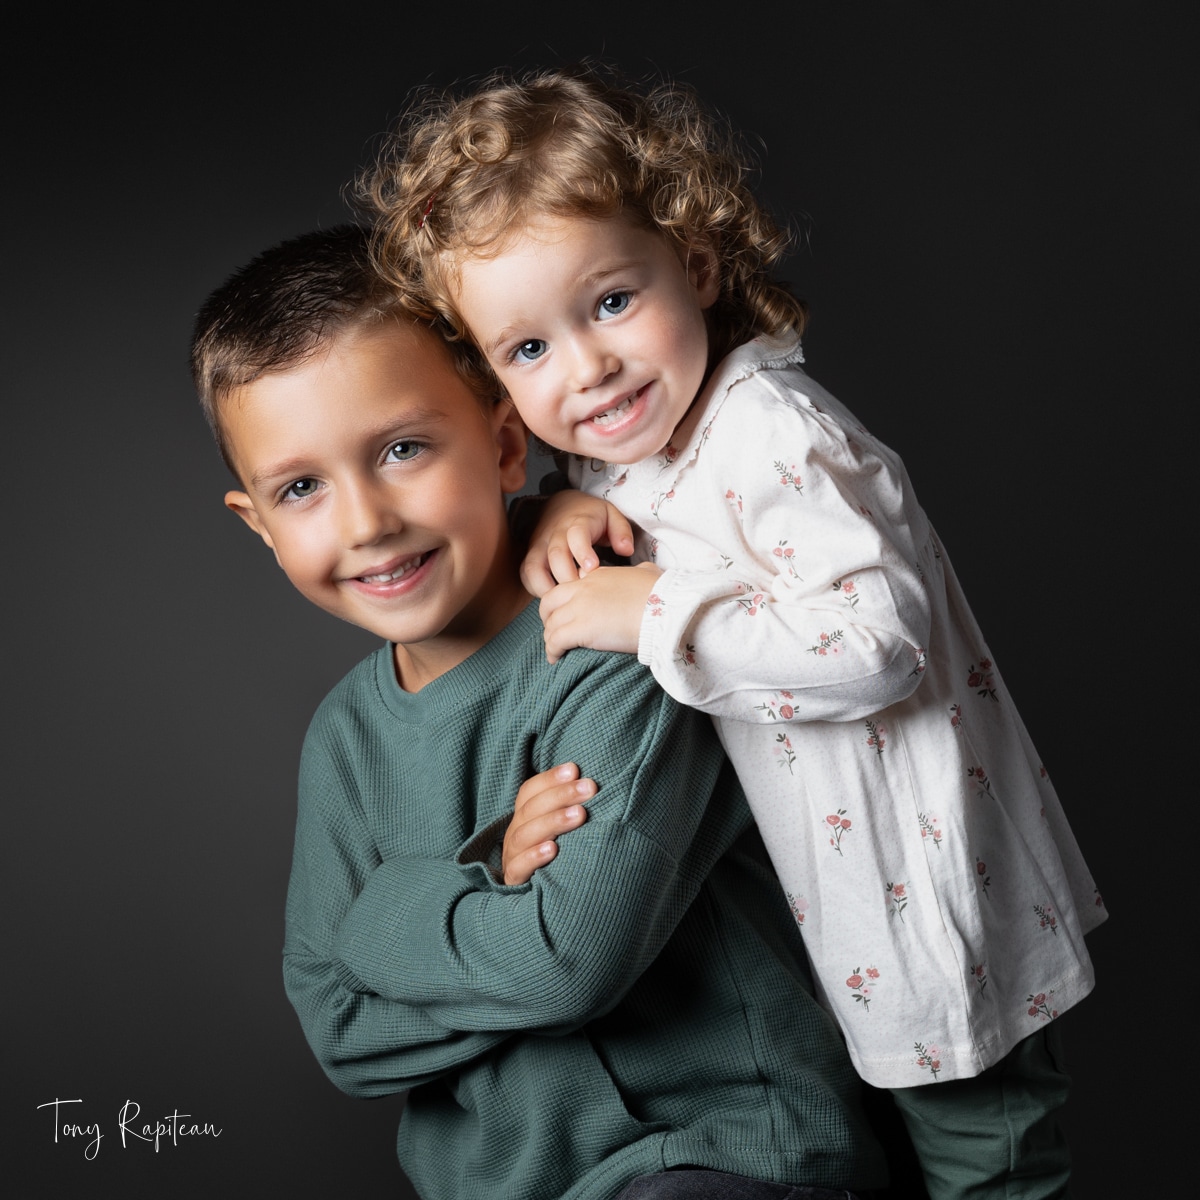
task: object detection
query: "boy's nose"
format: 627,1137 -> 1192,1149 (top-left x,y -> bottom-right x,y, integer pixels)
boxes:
341,479 -> 401,547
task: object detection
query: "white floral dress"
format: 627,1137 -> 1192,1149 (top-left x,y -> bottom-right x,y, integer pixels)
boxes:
569,333 -> 1106,1088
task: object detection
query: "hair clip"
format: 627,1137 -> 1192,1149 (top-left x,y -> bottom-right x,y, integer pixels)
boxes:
418,193 -> 437,230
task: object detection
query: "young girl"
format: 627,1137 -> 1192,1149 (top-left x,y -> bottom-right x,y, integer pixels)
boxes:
366,65 -> 1105,1198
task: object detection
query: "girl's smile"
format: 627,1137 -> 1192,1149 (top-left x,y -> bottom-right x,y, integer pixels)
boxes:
452,215 -> 719,465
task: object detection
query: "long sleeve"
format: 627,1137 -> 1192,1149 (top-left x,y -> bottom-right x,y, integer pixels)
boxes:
623,366 -> 934,724
283,736 -> 511,1096
333,656 -> 746,1028
282,633 -> 748,1097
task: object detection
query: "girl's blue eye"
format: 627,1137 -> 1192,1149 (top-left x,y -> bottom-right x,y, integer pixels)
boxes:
513,339 -> 547,364
284,478 -> 320,501
387,440 -> 423,462
597,291 -> 631,319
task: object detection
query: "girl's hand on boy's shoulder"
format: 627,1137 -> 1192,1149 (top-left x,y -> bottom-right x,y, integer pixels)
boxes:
502,762 -> 595,885
539,563 -> 663,664
521,490 -> 635,597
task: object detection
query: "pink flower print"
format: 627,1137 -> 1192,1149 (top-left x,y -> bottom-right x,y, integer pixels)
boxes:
971,963 -> 988,994
600,470 -> 629,500
914,1042 -> 941,1079
736,591 -> 766,616
773,541 -> 802,579
724,488 -> 744,515
866,967 -> 880,980
846,967 -> 874,1012
826,809 -> 852,856
910,647 -> 927,677
808,629 -> 844,656
774,460 -> 804,493
786,893 -> 808,926
832,578 -> 860,611
967,657 -> 998,701
949,703 -> 963,731
649,488 -> 676,518
1034,903 -> 1058,935
675,643 -> 698,669
887,881 -> 908,922
658,444 -> 678,469
918,812 -> 942,849
1026,990 -> 1058,1021
967,765 -> 992,799
646,593 -> 665,619
774,731 -> 796,774
754,691 -> 796,721
865,719 -> 887,757
976,857 -> 991,899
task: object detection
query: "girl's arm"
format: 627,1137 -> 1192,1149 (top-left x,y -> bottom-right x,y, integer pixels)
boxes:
635,388 -> 935,724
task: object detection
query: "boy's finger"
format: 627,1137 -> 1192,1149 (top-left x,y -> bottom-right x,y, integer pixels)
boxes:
513,762 -> 580,806
503,840 -> 559,886
509,803 -> 588,852
515,778 -> 596,820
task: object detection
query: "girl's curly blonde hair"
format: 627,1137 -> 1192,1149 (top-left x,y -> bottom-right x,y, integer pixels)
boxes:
362,63 -> 806,366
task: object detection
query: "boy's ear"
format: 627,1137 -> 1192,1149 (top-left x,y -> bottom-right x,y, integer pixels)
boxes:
224,490 -> 278,554
492,401 -> 529,495
686,240 -> 721,310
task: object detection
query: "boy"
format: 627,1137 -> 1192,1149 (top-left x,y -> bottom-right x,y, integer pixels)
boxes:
190,224 -> 889,1200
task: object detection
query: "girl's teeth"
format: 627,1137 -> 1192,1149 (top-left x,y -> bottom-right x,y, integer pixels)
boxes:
592,394 -> 636,425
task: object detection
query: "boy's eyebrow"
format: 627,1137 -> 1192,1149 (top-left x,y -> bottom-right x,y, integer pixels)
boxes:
248,408 -> 449,492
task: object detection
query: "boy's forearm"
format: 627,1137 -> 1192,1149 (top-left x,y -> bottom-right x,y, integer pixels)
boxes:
325,663 -> 747,1034
283,945 -> 511,1096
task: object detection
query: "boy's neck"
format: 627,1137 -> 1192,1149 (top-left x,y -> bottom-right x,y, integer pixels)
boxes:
390,565 -> 531,693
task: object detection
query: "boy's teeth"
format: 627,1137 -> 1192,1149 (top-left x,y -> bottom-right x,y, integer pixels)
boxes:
592,394 -> 636,424
361,556 -> 422,583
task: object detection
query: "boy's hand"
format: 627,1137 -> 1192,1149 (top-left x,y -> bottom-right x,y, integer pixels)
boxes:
502,762 -> 595,885
520,490 -> 636,597
538,563 -> 664,664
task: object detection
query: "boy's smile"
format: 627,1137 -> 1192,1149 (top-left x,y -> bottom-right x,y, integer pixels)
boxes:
222,320 -> 529,690
452,215 -> 719,465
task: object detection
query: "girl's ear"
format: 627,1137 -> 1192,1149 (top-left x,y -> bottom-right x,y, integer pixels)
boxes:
686,240 -> 721,310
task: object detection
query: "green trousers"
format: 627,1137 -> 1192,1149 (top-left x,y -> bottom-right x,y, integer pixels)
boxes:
890,1025 -> 1072,1200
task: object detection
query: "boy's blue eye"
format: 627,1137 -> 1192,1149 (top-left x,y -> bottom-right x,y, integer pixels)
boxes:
387,440 -> 423,462
597,291 -> 631,319
513,339 -> 547,364
285,478 -> 320,501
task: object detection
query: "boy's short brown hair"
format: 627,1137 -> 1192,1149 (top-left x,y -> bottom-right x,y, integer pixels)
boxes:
190,224 -> 492,473
363,63 -> 807,368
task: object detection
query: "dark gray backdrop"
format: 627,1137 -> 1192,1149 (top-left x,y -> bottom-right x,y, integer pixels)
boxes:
7,3 -> 1194,1196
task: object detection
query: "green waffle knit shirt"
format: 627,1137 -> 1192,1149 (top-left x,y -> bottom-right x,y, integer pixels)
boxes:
283,602 -> 887,1199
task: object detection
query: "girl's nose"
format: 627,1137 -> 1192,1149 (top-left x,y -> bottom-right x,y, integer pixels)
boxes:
569,337 -> 619,391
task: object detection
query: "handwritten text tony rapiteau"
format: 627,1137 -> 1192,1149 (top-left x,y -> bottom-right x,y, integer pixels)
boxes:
37,1098 -> 223,1160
